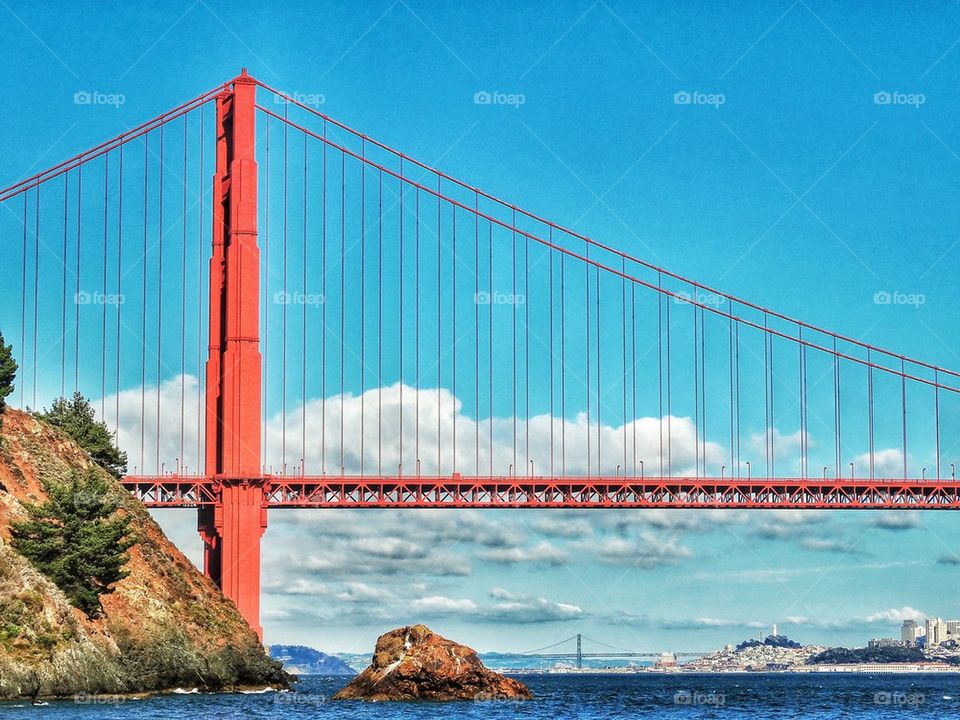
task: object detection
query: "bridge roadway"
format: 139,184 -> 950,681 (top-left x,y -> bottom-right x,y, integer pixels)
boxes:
122,473 -> 960,509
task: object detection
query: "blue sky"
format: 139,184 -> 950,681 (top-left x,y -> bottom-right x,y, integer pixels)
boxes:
1,1 -> 960,653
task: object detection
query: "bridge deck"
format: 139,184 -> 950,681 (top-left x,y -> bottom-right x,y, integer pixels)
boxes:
121,475 -> 960,509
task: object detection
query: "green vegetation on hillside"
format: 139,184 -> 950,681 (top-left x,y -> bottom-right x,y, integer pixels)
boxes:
10,468 -> 133,618
0,332 -> 16,428
36,392 -> 127,477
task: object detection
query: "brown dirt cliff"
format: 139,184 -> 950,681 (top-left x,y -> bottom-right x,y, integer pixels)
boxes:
0,408 -> 290,698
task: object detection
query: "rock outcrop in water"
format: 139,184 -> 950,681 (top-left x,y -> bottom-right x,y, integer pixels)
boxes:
0,409 -> 290,699
332,624 -> 531,701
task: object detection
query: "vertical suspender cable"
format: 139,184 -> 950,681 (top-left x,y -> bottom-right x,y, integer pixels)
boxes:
631,283 -> 636,476
475,192 -> 480,475
321,119 -> 327,474
61,175 -> 68,398
657,273 -> 663,477
621,260 -> 627,475
32,187 -> 40,409
834,336 -> 841,476
437,178 -> 442,475
359,140 -> 364,475
377,169 -> 382,475
76,166 -> 83,393
550,235 -> 555,477
868,349 -> 875,478
101,158 -> 109,418
935,369 -> 941,479
398,160 -> 403,475
140,141 -> 147,472
339,151 -> 345,472
666,286 -> 672,476
525,230 -> 529,474
453,206 -> 458,474
20,194 -> 26,407
586,248 -> 591,477
360,138 -> 367,475
415,189 -> 420,469
197,109 -> 204,470
513,210 -> 517,475
561,253 -> 566,476
728,312 -> 734,474
117,146 -> 124,439
901,359 -> 908,478
303,132 -> 309,474
488,220 -> 493,474
596,266 -> 601,474
264,118 -> 270,468
282,106 -> 289,472
693,301 -> 699,476
157,125 -> 164,475
180,118 -> 187,466
700,309 -> 706,475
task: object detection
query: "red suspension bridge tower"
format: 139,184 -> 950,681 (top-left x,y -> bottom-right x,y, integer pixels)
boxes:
197,71 -> 266,638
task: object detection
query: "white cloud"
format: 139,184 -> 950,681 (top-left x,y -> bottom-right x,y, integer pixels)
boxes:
101,377 -> 721,477
852,448 -> 905,479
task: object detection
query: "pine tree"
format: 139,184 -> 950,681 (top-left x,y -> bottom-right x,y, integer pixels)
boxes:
11,468 -> 133,618
37,392 -> 127,478
0,331 -> 16,425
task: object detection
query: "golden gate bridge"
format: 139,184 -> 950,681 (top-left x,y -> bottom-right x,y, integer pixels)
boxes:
2,70 -> 958,638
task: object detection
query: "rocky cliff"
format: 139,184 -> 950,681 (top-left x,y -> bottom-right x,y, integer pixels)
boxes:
0,408 -> 289,698
333,624 -> 531,701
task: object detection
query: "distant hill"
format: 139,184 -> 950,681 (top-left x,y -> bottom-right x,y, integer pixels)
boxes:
270,645 -> 356,675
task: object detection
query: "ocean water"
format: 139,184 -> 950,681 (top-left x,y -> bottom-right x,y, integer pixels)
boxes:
3,674 -> 959,718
